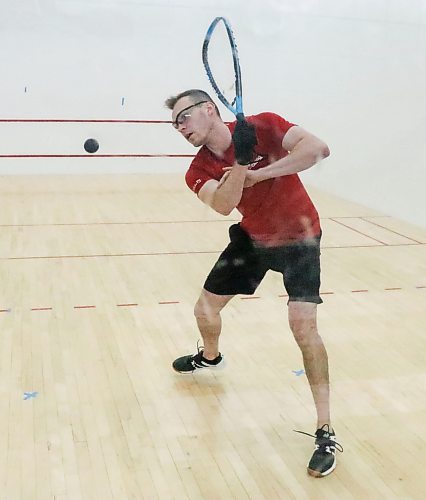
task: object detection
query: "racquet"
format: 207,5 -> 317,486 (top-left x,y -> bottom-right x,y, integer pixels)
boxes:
202,17 -> 245,121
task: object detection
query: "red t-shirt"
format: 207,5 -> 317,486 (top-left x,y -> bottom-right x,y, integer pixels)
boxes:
185,112 -> 321,246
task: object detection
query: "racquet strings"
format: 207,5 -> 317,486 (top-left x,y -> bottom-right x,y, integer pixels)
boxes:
204,21 -> 237,110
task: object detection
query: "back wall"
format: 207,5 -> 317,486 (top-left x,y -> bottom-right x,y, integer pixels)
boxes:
1,0 -> 425,227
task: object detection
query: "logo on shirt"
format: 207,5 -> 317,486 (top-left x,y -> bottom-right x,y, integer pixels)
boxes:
248,154 -> 267,169
192,178 -> 202,192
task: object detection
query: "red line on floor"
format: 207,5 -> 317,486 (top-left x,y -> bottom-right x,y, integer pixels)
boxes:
330,218 -> 388,245
1,286 -> 425,315
0,217 -> 393,228
360,218 -> 423,244
0,219 -> 240,228
2,251 -> 222,261
2,243 -> 424,262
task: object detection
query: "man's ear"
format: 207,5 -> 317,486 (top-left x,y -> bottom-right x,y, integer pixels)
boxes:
206,102 -> 215,116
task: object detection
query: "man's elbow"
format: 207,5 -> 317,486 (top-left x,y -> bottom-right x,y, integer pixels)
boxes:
213,203 -> 233,216
313,141 -> 330,163
319,142 -> 330,160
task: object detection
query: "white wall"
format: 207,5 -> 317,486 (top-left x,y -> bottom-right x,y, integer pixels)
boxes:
1,0 -> 425,227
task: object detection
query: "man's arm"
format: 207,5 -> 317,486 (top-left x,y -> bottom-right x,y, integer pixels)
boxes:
197,164 -> 248,216
253,126 -> 330,183
196,116 -> 257,215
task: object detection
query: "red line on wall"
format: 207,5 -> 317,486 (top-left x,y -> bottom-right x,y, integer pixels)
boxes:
0,119 -> 171,124
31,307 -> 53,311
0,154 -> 195,159
351,290 -> 369,293
74,305 -> 96,309
117,303 -> 138,307
158,301 -> 180,305
384,287 -> 402,291
0,118 -> 235,124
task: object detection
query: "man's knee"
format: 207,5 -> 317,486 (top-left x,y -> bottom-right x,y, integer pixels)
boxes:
288,301 -> 319,345
194,290 -> 233,321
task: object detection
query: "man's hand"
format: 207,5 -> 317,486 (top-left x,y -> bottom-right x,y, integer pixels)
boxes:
232,118 -> 257,165
243,169 -> 259,188
222,167 -> 260,188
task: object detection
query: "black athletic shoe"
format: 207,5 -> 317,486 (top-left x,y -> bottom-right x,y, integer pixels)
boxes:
172,343 -> 225,374
295,425 -> 343,477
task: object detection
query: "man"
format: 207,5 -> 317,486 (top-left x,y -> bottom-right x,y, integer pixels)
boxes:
165,89 -> 342,477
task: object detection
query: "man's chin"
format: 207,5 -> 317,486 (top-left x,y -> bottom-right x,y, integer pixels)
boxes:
189,136 -> 203,147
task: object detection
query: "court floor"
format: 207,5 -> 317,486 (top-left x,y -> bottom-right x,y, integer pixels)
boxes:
0,174 -> 425,499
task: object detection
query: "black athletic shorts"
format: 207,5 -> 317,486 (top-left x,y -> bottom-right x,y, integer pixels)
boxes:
204,223 -> 323,304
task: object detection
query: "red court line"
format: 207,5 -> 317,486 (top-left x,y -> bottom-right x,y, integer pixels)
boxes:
0,219 -> 240,228
360,218 -> 423,244
354,216 -> 391,219
1,251 -> 222,261
0,154 -> 195,159
0,217 -> 387,228
0,119 -> 170,123
1,286 -> 424,315
330,218 -> 388,245
2,242 -> 424,261
0,118 -> 235,124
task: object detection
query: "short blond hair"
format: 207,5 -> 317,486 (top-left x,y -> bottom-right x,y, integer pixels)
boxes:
164,89 -> 220,116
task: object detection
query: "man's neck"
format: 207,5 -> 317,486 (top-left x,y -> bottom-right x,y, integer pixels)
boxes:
206,121 -> 232,158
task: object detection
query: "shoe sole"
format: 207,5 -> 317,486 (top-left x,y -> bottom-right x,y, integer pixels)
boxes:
307,460 -> 336,478
172,359 -> 226,374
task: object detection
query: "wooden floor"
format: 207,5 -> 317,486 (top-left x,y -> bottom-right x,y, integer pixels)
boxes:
0,174 -> 425,500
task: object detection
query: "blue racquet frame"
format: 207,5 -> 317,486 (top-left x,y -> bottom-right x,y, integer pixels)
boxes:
202,17 -> 245,121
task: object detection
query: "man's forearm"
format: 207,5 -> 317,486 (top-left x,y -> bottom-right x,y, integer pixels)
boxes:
256,139 -> 330,182
212,164 -> 248,215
